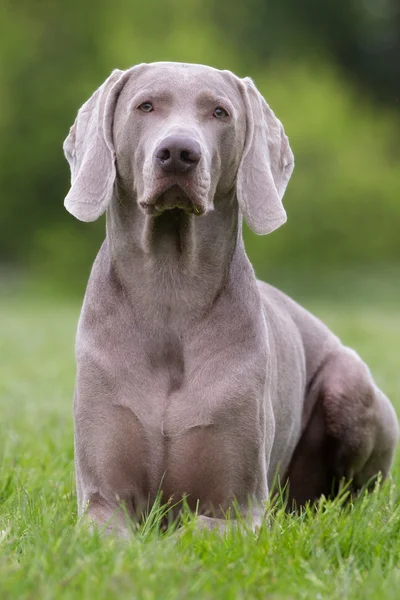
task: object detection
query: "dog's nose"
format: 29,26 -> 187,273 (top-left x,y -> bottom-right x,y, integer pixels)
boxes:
154,135 -> 201,174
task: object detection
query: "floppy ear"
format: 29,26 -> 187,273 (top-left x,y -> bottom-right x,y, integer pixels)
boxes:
63,69 -> 130,222
236,77 -> 294,235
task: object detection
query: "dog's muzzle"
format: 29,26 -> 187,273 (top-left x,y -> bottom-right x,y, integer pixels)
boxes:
140,134 -> 206,216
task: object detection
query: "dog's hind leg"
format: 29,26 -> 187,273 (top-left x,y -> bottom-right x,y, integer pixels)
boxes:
286,347 -> 398,508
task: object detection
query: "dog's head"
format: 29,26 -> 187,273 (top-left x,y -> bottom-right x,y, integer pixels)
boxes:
64,62 -> 294,235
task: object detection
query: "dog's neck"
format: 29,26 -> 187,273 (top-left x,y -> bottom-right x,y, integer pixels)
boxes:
106,187 -> 249,327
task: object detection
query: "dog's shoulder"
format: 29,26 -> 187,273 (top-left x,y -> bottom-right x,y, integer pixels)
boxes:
257,280 -> 341,381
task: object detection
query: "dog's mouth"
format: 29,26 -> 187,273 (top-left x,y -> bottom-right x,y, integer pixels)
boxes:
140,185 -> 205,217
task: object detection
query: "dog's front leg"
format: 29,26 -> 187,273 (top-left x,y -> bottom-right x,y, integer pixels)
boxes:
74,394 -> 157,538
193,510 -> 263,534
184,395 -> 273,536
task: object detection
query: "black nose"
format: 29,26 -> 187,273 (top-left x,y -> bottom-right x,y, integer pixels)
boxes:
154,135 -> 201,174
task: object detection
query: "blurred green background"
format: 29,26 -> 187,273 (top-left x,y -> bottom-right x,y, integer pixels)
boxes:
1,0 -> 399,301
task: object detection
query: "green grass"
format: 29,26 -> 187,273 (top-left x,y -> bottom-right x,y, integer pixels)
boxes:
1,294 -> 400,599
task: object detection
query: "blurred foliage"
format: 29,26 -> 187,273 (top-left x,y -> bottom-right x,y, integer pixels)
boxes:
0,0 -> 399,292
246,62 -> 400,277
212,0 -> 400,106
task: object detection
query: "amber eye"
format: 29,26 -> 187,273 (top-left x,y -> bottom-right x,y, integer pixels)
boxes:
213,106 -> 229,119
138,102 -> 154,113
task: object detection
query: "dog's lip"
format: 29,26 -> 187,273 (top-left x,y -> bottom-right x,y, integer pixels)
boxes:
140,183 -> 205,216
140,201 -> 205,217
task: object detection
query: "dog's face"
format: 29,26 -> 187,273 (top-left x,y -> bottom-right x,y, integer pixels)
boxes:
113,63 -> 245,218
64,62 -> 294,235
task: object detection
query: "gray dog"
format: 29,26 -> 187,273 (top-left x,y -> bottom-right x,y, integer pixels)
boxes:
64,62 -> 398,535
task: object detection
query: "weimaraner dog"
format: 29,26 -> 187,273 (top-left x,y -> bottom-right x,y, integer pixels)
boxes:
64,62 -> 398,534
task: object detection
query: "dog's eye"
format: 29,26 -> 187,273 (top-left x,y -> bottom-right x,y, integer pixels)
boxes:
138,102 -> 154,113
213,107 -> 229,119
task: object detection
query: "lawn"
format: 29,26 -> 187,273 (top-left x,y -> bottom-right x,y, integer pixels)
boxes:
1,293 -> 400,599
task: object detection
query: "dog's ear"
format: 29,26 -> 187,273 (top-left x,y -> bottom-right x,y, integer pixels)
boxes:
63,69 -> 130,222
236,77 -> 294,235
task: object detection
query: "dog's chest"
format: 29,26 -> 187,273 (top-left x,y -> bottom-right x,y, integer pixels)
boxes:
145,331 -> 185,395
77,286 -> 270,511
123,353 -> 266,509
126,325 -> 265,429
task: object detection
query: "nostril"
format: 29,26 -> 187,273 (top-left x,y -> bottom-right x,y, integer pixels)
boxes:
181,150 -> 191,163
180,148 -> 201,164
156,148 -> 171,162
